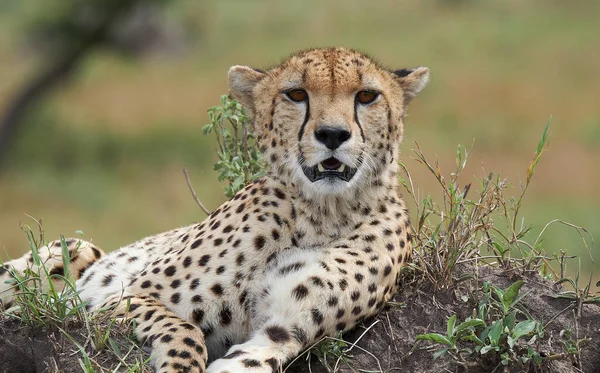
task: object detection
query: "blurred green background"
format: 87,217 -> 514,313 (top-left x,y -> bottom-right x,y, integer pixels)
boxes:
0,0 -> 598,284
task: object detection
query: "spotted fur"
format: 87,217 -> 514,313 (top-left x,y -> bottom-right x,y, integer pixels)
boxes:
0,48 -> 429,373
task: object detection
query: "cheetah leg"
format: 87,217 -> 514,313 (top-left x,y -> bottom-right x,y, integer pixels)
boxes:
101,294 -> 208,373
0,238 -> 104,308
207,250 -> 381,373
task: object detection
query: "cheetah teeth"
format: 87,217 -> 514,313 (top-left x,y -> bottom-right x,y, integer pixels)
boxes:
317,163 -> 346,173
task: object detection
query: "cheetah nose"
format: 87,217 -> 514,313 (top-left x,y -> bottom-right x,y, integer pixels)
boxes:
314,126 -> 351,150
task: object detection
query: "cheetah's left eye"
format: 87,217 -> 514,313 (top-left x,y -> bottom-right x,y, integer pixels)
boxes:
356,91 -> 379,104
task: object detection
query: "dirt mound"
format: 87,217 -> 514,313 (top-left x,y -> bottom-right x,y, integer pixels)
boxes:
1,266 -> 599,373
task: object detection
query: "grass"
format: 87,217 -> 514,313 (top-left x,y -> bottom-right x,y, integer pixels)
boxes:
0,222 -> 151,372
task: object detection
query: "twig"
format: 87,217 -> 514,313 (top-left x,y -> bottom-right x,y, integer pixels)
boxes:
183,169 -> 211,216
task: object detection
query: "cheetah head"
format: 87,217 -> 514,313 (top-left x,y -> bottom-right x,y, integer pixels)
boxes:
228,48 -> 429,198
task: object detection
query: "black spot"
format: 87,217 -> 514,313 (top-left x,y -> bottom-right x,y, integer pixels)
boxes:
292,326 -> 308,346
223,225 -> 234,234
223,350 -> 247,359
198,255 -> 211,266
160,334 -> 173,343
352,306 -> 362,315
183,256 -> 192,268
384,265 -> 392,276
311,309 -> 324,325
171,293 -> 181,304
144,309 -> 156,321
102,274 -> 114,286
191,239 -> 203,249
278,262 -> 305,276
254,235 -> 266,250
336,322 -> 346,331
265,357 -> 278,372
265,326 -> 290,343
216,265 -> 226,275
274,188 -> 286,199
292,284 -> 309,300
386,243 -> 395,251
239,290 -> 248,305
214,238 -> 223,246
170,280 -> 181,289
351,291 -> 361,301
310,276 -> 325,287
271,229 -> 280,240
236,253 -> 245,266
339,279 -> 348,291
91,247 -> 102,259
336,309 -> 345,318
219,307 -> 233,325
192,295 -> 202,303
190,278 -> 200,290
211,283 -> 224,296
164,266 -> 176,276
192,309 -> 205,324
363,234 -> 376,242
242,359 -> 262,368
49,267 -> 64,277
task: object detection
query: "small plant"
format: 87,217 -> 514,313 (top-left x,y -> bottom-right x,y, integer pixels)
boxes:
417,280 -> 542,367
416,314 -> 485,360
203,95 -> 266,197
310,332 -> 353,372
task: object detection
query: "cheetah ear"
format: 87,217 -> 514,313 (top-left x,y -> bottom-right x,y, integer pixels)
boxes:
228,65 -> 266,110
393,67 -> 430,105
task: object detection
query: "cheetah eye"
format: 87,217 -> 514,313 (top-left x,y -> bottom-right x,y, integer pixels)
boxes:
286,89 -> 308,102
356,91 -> 379,104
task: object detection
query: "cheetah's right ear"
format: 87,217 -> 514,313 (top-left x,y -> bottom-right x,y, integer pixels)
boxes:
228,65 -> 266,111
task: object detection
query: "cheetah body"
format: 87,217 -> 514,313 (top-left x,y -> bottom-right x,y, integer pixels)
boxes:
0,48 -> 429,373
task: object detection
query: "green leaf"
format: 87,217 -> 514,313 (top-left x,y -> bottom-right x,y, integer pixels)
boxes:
480,345 -> 494,354
433,348 -> 450,360
488,320 -> 503,346
416,333 -> 452,347
504,310 -> 516,330
447,314 -> 457,337
507,335 -> 515,349
502,280 -> 524,310
455,319 -> 485,335
461,334 -> 484,346
512,320 -> 537,340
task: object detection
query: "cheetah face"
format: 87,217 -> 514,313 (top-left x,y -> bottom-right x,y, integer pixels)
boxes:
228,48 -> 429,197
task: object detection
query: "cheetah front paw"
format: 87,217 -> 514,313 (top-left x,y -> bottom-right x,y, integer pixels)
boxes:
207,348 -> 279,373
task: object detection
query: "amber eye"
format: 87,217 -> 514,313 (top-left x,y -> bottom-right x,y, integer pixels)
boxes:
286,89 -> 308,102
356,91 -> 379,104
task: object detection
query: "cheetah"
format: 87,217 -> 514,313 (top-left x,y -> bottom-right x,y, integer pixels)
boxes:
0,47 -> 429,373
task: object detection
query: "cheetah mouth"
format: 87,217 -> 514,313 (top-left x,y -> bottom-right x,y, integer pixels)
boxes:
302,157 -> 358,182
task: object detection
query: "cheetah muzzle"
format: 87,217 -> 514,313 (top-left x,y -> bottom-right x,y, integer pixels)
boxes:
0,47 -> 430,373
302,156 -> 358,182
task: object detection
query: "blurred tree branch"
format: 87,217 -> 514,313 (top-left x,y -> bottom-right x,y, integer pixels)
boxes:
0,0 -> 176,169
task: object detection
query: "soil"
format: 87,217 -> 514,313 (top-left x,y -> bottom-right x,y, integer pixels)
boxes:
1,265 -> 599,373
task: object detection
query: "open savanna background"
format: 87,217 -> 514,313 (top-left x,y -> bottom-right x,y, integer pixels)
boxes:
0,0 -> 598,287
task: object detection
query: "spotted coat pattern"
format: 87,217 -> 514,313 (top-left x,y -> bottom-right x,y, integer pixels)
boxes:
0,48 -> 429,373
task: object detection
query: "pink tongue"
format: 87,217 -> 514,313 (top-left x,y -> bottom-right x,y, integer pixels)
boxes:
322,157 -> 342,170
